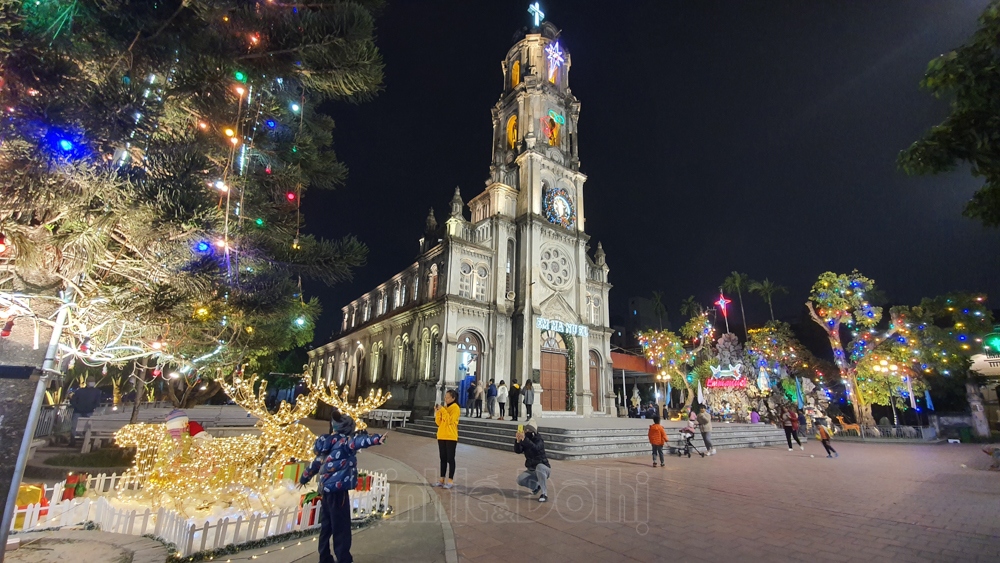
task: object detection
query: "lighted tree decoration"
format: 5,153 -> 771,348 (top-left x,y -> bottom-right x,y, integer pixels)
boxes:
638,329 -> 692,408
807,271 -> 992,425
806,271 -> 898,425
0,0 -> 380,399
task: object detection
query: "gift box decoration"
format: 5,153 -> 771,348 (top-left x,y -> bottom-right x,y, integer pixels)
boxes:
297,492 -> 321,526
355,472 -> 372,492
61,474 -> 80,501
276,460 -> 308,483
15,484 -> 49,528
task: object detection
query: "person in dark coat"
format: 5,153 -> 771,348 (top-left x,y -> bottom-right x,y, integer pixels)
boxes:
514,419 -> 551,502
299,411 -> 385,563
465,382 -> 477,417
508,380 -> 521,421
70,377 -> 103,443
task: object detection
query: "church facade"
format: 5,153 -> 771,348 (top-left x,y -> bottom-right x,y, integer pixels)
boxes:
307,15 -> 614,416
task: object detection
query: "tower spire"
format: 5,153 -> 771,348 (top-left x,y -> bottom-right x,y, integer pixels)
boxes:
449,186 -> 464,218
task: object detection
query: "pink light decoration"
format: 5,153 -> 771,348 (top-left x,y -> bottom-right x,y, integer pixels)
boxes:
706,378 -> 748,389
715,293 -> 731,317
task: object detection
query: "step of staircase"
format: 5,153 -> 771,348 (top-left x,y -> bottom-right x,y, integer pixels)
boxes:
396,416 -> 790,460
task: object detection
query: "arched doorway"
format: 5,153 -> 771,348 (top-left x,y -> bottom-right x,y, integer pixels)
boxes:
589,351 -> 601,412
456,331 -> 482,381
541,330 -> 568,411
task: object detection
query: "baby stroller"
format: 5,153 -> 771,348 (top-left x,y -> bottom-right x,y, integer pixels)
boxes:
676,426 -> 705,458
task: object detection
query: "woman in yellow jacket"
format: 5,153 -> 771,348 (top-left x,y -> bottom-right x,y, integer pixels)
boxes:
434,389 -> 460,488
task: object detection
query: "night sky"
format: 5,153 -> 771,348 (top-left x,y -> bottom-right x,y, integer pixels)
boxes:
303,0 -> 1000,342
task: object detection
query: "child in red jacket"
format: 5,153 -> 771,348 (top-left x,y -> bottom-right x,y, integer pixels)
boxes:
648,416 -> 668,467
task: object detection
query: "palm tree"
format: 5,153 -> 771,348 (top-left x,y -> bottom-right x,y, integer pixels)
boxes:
721,272 -> 751,339
749,278 -> 789,321
651,291 -> 667,330
679,295 -> 702,319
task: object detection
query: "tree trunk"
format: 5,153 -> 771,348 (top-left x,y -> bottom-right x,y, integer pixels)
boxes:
768,299 -> 775,321
129,368 -> 147,424
737,289 -> 747,339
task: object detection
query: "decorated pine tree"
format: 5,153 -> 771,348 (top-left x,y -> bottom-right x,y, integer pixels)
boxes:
0,0 -> 381,402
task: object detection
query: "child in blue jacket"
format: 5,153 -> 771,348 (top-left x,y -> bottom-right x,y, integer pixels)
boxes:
299,411 -> 386,563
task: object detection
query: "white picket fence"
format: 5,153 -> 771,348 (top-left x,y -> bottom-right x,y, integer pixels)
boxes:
11,471 -> 390,557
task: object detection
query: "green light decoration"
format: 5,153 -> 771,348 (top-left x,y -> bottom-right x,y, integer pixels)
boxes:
234,70 -> 248,83
985,333 -> 1000,354
254,217 -> 265,227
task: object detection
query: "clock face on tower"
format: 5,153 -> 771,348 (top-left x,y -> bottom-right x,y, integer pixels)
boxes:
543,186 -> 575,228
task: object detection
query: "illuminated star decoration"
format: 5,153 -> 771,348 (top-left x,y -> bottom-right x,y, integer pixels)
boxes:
715,293 -> 731,318
528,2 -> 545,27
546,42 -> 564,81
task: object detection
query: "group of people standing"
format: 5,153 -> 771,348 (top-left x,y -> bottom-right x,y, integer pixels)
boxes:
434,387 -> 551,501
464,379 -> 535,421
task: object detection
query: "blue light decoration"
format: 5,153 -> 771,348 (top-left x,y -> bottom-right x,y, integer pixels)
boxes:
265,119 -> 277,129
193,240 -> 212,255
290,103 -> 300,113
958,334 -> 967,342
43,127 -> 87,160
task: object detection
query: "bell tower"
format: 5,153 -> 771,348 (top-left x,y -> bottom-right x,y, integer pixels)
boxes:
466,4 -> 609,416
488,13 -> 584,225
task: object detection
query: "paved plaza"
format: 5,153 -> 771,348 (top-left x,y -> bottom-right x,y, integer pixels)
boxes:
334,432 -> 1000,563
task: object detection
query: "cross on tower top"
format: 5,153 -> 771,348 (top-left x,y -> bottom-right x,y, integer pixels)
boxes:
528,2 -> 545,27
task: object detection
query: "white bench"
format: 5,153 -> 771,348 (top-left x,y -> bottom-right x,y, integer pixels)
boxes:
76,418 -> 125,453
367,409 -> 410,429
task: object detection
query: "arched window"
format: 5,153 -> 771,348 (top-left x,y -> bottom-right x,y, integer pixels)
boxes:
393,337 -> 403,381
363,300 -> 371,322
431,325 -> 441,380
350,307 -> 357,328
413,276 -> 419,303
324,357 -> 333,384
400,281 -> 408,306
591,295 -> 602,325
541,330 -> 566,350
420,329 -> 432,379
474,265 -> 488,302
505,239 -> 515,295
511,60 -> 520,88
393,284 -> 401,309
456,331 -> 482,379
427,264 -> 439,299
459,262 -> 473,298
394,335 -> 409,381
354,346 -> 365,386
368,342 -> 378,382
338,353 -> 348,386
506,115 -> 517,149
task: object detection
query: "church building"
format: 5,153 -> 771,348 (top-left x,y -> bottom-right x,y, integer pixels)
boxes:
307,8 -> 614,417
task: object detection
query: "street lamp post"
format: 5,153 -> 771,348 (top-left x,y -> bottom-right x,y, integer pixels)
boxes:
656,372 -> 670,418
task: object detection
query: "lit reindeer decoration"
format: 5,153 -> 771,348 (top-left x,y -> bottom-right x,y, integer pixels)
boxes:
114,375 -> 327,515
305,377 -> 391,431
